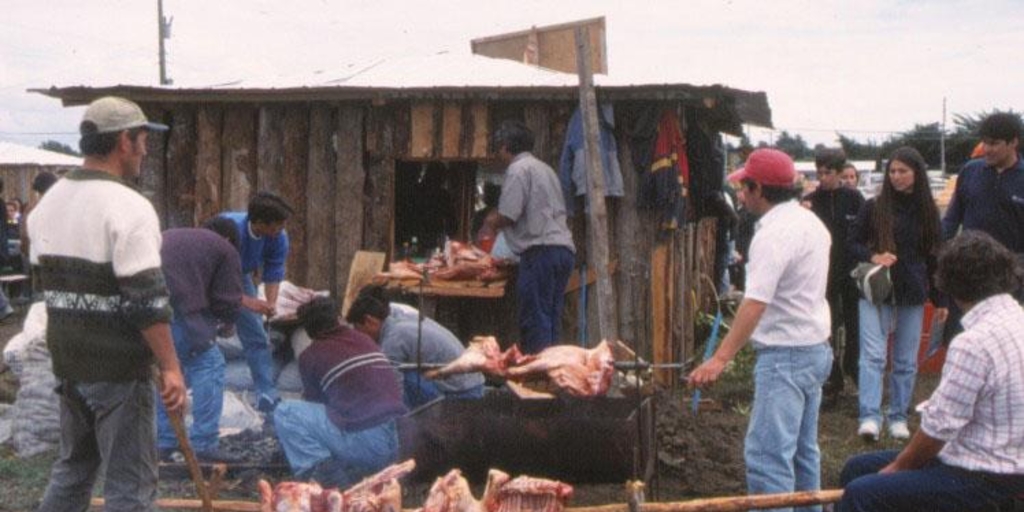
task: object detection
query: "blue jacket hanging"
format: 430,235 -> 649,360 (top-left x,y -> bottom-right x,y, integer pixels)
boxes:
559,105 -> 625,215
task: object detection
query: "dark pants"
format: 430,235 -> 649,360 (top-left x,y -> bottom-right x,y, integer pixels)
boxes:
826,276 -> 861,392
38,379 -> 158,512
839,450 -> 1024,512
516,245 -> 574,354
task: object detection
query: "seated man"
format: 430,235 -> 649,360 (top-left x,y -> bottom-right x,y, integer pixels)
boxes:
346,285 -> 485,408
274,297 -> 407,488
838,231 -> 1024,512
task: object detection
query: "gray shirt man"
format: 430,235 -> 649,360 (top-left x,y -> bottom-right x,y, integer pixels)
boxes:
381,304 -> 485,393
498,152 -> 575,255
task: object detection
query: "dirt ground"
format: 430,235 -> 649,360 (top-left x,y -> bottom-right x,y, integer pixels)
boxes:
0,305 -> 938,509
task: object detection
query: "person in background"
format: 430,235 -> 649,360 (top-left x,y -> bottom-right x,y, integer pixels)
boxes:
346,285 -> 485,408
155,217 -> 260,464
805,148 -> 865,404
485,120 -> 575,354
943,112 -> 1023,257
838,231 -> 1024,512
274,297 -> 406,487
690,148 -> 833,512
218,192 -> 293,413
29,96 -> 185,511
848,146 -> 945,442
840,163 -> 861,192
21,171 -> 59,258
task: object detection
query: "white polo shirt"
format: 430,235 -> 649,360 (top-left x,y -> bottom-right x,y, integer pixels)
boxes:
745,200 -> 832,347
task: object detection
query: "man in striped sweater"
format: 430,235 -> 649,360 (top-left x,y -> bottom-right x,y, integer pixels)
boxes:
273,297 -> 407,488
28,96 -> 185,511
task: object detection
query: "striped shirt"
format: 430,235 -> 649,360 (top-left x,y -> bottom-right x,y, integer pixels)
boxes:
299,325 -> 406,432
920,293 -> 1024,474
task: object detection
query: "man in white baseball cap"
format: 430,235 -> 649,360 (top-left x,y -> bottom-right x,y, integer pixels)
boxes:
30,96 -> 183,511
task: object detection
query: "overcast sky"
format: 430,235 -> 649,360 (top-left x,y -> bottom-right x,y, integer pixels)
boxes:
2,0 -> 1021,151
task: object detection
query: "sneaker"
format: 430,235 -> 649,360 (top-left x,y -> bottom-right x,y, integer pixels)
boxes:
195,448 -> 245,464
889,421 -> 911,440
857,420 -> 880,442
256,395 -> 281,414
159,449 -> 183,463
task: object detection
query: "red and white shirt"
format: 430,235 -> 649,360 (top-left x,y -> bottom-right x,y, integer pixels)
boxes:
921,293 -> 1024,474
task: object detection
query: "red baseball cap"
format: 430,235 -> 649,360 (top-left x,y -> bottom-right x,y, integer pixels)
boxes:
728,148 -> 796,187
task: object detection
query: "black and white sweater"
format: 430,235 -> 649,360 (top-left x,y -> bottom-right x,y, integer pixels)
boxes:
27,169 -> 171,382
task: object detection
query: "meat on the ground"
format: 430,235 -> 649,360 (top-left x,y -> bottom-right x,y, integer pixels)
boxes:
426,339 -> 615,398
259,459 -> 415,512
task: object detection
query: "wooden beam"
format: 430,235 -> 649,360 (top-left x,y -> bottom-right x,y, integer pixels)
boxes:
469,102 -> 489,158
140,104 -> 169,225
574,26 -> 617,342
363,106 -> 395,254
410,101 -> 435,158
279,106 -> 310,286
335,105 -> 367,299
221,105 -> 257,212
305,105 -> 336,291
441,103 -> 462,158
165,106 -> 197,228
195,105 -> 223,224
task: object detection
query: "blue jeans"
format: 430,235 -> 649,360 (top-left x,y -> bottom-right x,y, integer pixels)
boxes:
745,342 -> 832,512
516,245 -> 574,354
401,372 -> 485,409
156,318 -> 225,453
273,400 -> 399,488
237,275 -> 278,402
839,450 -> 1024,511
857,301 -> 924,425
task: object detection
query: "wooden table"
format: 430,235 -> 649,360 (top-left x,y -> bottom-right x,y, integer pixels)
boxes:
381,278 -> 513,340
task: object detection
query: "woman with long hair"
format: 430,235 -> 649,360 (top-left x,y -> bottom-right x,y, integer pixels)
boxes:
848,146 -> 946,442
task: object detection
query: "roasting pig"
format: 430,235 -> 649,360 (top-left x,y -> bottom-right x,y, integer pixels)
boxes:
504,341 -> 615,398
259,459 -> 415,512
425,336 -> 522,380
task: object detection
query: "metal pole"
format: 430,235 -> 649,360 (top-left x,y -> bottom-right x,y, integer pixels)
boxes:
157,0 -> 171,85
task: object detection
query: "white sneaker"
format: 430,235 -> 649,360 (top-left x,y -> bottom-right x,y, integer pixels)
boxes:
889,421 -> 911,440
858,420 -> 880,442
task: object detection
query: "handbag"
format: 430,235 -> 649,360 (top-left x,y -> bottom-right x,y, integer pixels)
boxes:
851,262 -> 893,305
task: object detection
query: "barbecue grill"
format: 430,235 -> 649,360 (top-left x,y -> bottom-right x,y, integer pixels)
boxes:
398,389 -> 654,485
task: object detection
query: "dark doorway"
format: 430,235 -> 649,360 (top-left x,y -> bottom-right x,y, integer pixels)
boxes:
394,160 -> 477,259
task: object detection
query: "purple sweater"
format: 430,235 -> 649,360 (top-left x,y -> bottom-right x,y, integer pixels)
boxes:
300,325 -> 407,432
161,228 -> 243,352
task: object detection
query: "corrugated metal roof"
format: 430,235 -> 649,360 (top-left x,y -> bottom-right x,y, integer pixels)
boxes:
0,141 -> 81,167
32,52 -> 772,129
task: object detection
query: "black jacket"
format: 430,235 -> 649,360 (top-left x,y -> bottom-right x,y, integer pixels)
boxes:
806,186 -> 865,283
848,195 -> 942,306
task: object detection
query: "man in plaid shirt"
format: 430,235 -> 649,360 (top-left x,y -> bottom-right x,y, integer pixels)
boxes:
838,231 -> 1024,511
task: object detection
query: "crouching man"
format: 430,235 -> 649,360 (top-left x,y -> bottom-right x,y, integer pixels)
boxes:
347,285 -> 485,408
838,231 -> 1024,511
274,297 -> 407,487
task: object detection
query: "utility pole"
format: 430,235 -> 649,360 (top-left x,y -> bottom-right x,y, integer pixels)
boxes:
157,0 -> 173,85
940,97 -> 947,173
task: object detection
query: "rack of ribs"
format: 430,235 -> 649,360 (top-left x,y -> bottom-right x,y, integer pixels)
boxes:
258,459 -> 415,512
419,468 -> 572,512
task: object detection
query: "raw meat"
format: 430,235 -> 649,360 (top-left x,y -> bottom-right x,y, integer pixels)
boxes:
259,459 -> 415,512
504,341 -> 615,398
425,337 -> 522,380
419,469 -> 572,512
488,470 -> 573,512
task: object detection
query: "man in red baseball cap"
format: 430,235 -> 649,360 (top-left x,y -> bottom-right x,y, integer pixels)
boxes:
691,148 -> 834,510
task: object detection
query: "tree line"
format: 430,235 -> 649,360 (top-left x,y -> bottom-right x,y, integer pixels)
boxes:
734,109 -> 1021,174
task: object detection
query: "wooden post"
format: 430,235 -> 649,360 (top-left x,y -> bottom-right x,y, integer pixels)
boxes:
575,26 -> 617,342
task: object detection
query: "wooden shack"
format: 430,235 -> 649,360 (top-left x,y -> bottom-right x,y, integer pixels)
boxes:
36,52 -> 771,375
0,141 -> 80,203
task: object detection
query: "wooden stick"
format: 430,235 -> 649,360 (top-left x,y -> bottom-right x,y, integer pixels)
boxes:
566,490 -> 844,512
92,489 -> 843,512
167,405 -> 213,511
89,497 -> 260,511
